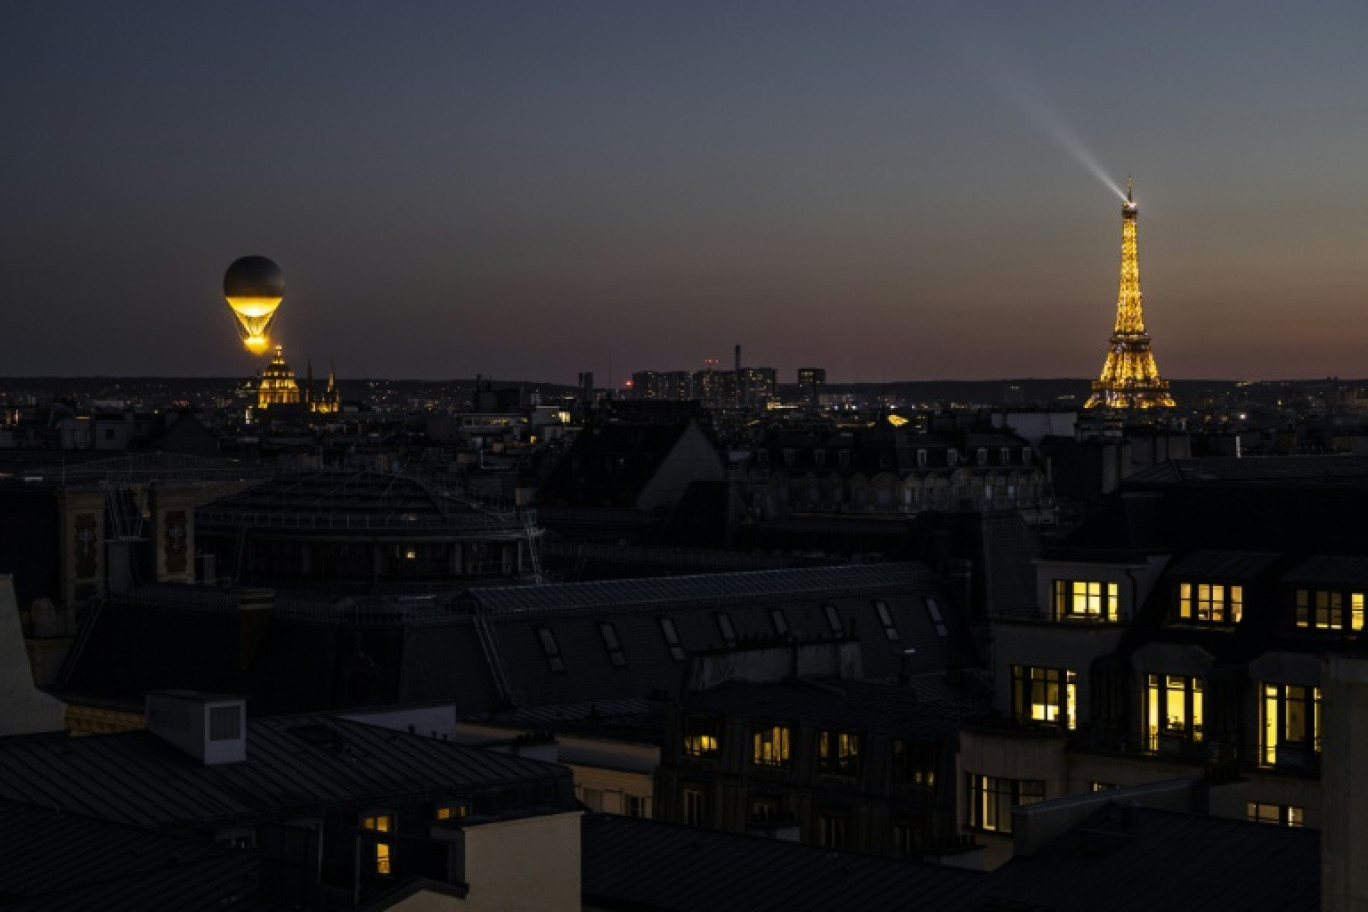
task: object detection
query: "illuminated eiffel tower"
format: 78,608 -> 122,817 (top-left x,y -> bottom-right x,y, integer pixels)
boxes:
1084,179 -> 1175,410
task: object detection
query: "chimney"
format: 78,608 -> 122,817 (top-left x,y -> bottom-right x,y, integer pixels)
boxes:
237,588 -> 273,670
145,690 -> 247,764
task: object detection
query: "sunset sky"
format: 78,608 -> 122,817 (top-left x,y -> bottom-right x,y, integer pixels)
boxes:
4,1 -> 1367,383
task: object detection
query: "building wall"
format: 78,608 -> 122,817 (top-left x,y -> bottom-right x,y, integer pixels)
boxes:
443,811 -> 582,912
1321,655 -> 1368,912
0,575 -> 67,735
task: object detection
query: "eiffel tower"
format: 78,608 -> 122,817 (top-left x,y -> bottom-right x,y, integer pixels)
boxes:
1084,179 -> 1175,410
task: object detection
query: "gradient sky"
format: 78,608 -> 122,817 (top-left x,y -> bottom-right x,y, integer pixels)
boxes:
4,1 -> 1367,384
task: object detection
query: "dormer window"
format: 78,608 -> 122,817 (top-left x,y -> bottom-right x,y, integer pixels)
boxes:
814,450 -> 826,467
1053,580 -> 1120,622
916,449 -> 928,468
947,450 -> 958,466
1295,588 -> 1365,633
976,448 -> 987,465
1178,583 -> 1243,625
838,450 -> 850,468
1000,447 -> 1011,465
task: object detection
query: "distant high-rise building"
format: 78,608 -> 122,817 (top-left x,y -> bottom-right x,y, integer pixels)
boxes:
798,368 -> 826,408
736,367 -> 777,408
1084,180 -> 1175,411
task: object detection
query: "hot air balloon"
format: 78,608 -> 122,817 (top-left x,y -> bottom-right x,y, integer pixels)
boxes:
222,256 -> 284,355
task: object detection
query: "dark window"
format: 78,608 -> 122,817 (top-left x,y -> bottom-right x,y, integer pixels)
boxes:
770,608 -> 789,636
873,599 -> 899,641
683,787 -> 705,826
716,612 -> 737,647
925,597 -> 949,637
659,617 -> 686,661
535,626 -> 566,673
816,812 -> 846,849
599,621 -> 627,668
823,603 -> 843,635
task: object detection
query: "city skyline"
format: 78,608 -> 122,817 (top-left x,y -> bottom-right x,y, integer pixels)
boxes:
4,2 -> 1368,384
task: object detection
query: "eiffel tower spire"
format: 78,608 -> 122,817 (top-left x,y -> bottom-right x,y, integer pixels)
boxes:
1084,178 -> 1175,410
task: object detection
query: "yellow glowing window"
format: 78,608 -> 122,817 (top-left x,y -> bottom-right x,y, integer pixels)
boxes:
1261,683 -> 1321,767
1178,582 -> 1242,624
684,716 -> 720,758
817,730 -> 860,775
1146,674 -> 1203,749
360,813 -> 393,875
436,804 -> 468,821
1247,802 -> 1304,827
1054,580 -> 1119,621
1012,666 -> 1077,730
1295,589 -> 1360,631
752,724 -> 791,767
966,774 -> 1043,834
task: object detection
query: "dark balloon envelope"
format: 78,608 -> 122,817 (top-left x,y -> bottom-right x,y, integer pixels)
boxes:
223,255 -> 285,299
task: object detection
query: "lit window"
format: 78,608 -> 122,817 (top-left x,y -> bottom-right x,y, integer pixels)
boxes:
659,617 -> 686,662
683,715 -> 720,758
1295,589 -> 1365,633
1261,683 -> 1321,767
1053,580 -> 1120,622
1011,666 -> 1077,730
1146,674 -> 1204,749
966,775 -> 1043,834
890,739 -> 937,786
873,600 -> 899,641
535,626 -> 566,673
817,730 -> 860,776
1178,582 -> 1243,624
435,802 -> 469,821
752,724 -> 791,768
360,812 -> 393,875
1247,802 -> 1304,827
599,621 -> 627,668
